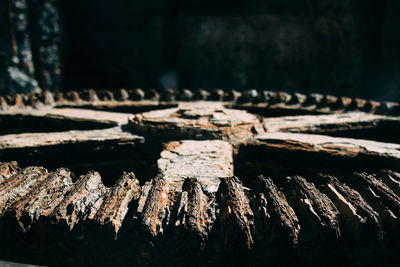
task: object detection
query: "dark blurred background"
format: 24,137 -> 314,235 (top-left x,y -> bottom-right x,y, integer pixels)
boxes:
1,0 -> 400,101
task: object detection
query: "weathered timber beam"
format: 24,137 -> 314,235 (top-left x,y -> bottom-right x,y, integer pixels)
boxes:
0,107 -> 132,126
252,132 -> 400,165
263,112 -> 399,134
0,126 -> 143,150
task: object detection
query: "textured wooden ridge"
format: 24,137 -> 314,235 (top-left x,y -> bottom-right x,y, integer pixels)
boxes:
0,160 -> 399,266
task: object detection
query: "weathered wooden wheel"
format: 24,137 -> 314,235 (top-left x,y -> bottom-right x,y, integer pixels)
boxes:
0,89 -> 399,266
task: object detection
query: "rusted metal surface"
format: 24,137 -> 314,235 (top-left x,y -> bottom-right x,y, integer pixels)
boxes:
0,89 -> 399,266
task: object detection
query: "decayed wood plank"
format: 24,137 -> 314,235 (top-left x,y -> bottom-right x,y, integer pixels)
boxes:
263,112 -> 399,133
255,132 -> 400,160
0,126 -> 143,150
